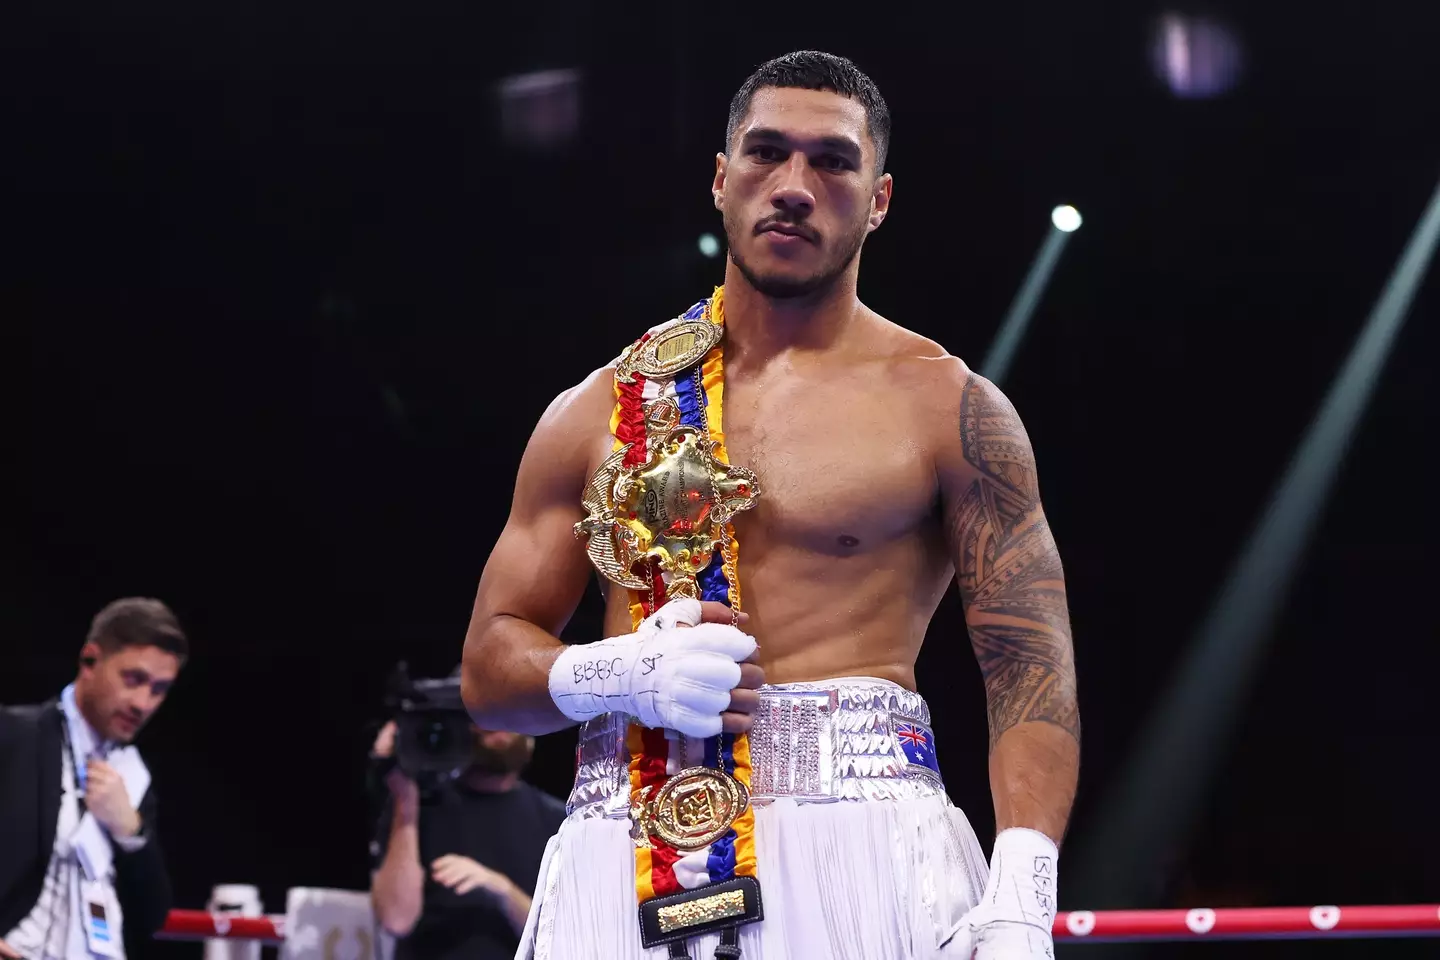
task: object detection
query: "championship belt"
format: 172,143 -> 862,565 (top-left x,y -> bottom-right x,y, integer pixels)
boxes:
574,287 -> 764,957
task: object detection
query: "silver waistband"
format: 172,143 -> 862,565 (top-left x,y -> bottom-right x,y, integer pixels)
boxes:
566,676 -> 947,820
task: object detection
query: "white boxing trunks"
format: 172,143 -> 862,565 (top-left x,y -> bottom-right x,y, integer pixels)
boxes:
516,677 -> 990,960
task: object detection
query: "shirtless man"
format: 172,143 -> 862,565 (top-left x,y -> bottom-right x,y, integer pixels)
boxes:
462,51 -> 1079,960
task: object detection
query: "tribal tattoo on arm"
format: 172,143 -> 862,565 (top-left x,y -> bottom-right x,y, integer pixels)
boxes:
947,374 -> 1080,753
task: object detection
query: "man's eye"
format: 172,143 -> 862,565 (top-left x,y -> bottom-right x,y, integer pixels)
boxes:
750,145 -> 783,162
816,155 -> 851,171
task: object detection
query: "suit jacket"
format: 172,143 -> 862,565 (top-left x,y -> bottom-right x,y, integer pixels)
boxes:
0,700 -> 173,957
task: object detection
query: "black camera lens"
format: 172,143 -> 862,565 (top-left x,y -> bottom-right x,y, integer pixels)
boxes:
391,673 -> 473,779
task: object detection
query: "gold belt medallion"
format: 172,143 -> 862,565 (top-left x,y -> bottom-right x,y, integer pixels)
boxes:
575,393 -> 760,599
615,319 -> 724,384
637,766 -> 751,851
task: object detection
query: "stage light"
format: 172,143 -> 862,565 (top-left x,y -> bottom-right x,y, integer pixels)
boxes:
981,208 -> 1082,385
1051,205 -> 1083,233
1070,173 -> 1440,909
698,233 -> 721,258
1150,13 -> 1244,99
498,68 -> 582,150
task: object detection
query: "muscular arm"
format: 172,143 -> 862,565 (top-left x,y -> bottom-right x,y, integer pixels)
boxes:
461,368 -> 616,735
940,371 -> 1079,845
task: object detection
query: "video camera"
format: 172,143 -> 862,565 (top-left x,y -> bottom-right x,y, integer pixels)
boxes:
383,662 -> 477,786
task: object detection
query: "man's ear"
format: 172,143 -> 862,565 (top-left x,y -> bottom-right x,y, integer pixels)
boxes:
868,172 -> 893,232
713,152 -> 728,211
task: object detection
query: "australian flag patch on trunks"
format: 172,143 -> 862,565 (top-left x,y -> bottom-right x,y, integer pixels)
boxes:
894,720 -> 941,775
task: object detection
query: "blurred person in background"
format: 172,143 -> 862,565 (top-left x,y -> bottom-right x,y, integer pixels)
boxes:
0,599 -> 185,960
369,709 -> 565,960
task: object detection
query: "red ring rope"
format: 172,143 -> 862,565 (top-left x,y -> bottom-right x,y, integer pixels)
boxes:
1054,904 -> 1440,941
160,904 -> 1440,944
158,911 -> 285,943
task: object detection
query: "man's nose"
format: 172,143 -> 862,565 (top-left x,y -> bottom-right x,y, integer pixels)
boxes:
770,153 -> 815,215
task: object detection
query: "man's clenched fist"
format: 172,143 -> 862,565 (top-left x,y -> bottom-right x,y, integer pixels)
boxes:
86,758 -> 141,839
548,598 -> 764,738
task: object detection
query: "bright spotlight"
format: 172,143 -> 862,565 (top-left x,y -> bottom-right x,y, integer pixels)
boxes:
1051,205 -> 1083,233
698,233 -> 721,258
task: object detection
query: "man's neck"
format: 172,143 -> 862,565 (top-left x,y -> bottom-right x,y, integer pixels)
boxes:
720,262 -> 863,368
66,682 -> 109,750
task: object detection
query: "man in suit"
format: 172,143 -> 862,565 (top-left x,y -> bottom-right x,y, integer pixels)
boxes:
0,598 -> 186,960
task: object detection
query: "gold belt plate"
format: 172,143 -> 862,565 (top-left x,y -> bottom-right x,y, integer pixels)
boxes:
574,412 -> 760,599
639,766 -> 750,851
615,319 -> 723,383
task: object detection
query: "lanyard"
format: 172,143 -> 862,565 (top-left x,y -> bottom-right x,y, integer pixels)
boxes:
57,705 -> 107,797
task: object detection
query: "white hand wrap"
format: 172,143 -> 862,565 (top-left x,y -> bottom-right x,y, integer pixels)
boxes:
944,828 -> 1059,959
547,599 -> 755,739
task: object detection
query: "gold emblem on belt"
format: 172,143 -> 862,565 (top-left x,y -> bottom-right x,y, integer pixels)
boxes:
615,319 -> 724,384
574,392 -> 760,599
635,766 -> 751,851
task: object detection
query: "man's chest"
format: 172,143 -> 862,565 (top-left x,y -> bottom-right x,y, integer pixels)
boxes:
585,371 -> 938,552
723,379 -> 937,549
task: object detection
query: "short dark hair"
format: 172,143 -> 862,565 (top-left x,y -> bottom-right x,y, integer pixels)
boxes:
726,51 -> 892,174
87,598 -> 189,660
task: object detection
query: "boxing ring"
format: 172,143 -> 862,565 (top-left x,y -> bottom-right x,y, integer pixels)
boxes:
158,903 -> 1440,946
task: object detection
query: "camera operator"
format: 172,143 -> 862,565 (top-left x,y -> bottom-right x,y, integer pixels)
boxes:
369,678 -> 564,960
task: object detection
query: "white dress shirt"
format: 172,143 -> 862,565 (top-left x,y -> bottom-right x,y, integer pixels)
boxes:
3,687 -> 144,960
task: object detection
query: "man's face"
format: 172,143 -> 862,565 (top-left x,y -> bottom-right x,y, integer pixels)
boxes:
75,644 -> 181,744
471,729 -> 534,776
715,86 -> 892,300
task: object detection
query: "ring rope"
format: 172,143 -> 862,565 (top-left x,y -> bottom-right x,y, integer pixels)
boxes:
158,904 -> 1440,944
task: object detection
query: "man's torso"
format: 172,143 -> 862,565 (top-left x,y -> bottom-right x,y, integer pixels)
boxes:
400,783 -> 563,960
0,704 -> 63,938
593,312 -> 970,690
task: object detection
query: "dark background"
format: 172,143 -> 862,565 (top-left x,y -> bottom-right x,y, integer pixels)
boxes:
7,1 -> 1438,957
